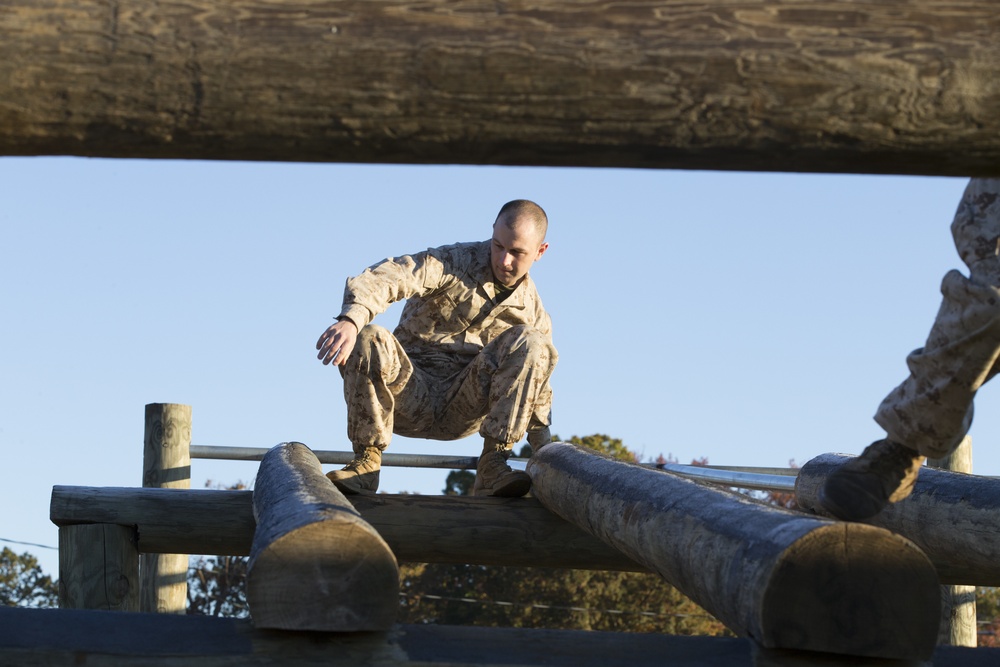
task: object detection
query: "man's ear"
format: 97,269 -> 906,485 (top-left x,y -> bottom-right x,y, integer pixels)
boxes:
535,242 -> 549,260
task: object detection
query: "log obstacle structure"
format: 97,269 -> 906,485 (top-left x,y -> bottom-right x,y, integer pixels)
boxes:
527,443 -> 941,661
248,442 -> 399,631
40,434 -> 1000,663
2,1 -> 1000,177
795,452 -> 1000,587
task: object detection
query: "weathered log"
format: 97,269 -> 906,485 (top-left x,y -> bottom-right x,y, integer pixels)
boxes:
2,1 -> 1000,176
247,442 -> 398,631
795,452 -> 1000,586
57,523 -> 139,611
3,606 -> 1000,667
527,443 -> 940,661
49,486 -> 645,571
140,402 -> 190,614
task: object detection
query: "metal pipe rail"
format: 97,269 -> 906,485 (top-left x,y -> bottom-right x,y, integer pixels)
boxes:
191,445 -> 798,493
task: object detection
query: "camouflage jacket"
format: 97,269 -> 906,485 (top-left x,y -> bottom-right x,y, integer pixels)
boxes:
338,240 -> 554,367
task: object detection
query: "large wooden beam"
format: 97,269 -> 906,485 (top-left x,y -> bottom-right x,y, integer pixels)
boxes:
527,443 -> 940,661
2,1 -> 999,176
50,486 -> 646,571
795,452 -> 1000,586
3,606 -> 1000,667
0,606 -> 757,666
247,442 -> 399,631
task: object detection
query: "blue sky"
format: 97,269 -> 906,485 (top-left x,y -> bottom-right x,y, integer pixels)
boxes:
1,157 -> 989,578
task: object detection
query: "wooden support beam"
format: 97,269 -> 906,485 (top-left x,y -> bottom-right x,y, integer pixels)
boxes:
247,442 -> 399,631
6,606 -> 997,667
57,523 -> 139,611
140,402 -> 190,614
527,443 -> 940,661
2,1 -> 999,176
928,436 -> 977,647
795,452 -> 1000,586
50,486 -> 645,572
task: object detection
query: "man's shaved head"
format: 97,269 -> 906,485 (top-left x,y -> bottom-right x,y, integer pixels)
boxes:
495,199 -> 548,242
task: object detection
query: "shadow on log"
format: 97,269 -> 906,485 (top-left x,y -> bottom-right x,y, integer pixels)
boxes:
795,452 -> 1000,586
527,443 -> 940,661
248,442 -> 398,631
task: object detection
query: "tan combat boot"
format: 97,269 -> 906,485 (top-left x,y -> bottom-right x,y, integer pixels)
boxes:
819,439 -> 925,521
473,438 -> 531,497
327,446 -> 382,495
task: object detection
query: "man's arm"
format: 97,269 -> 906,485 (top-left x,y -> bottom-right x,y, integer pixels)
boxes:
316,317 -> 359,367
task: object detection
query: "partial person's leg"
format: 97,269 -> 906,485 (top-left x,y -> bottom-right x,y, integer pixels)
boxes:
437,325 -> 557,497
821,178 -> 1000,520
328,325 -> 423,494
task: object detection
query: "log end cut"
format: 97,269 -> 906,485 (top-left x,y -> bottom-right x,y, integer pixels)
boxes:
759,522 -> 940,661
247,518 -> 399,632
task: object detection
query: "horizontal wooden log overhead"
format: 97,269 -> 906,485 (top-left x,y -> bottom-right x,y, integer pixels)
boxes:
49,486 -> 646,572
795,453 -> 1000,586
527,443 -> 940,660
2,1 -> 999,175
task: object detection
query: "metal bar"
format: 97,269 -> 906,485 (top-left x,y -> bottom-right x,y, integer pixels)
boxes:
655,463 -> 797,493
191,445 -> 480,470
191,445 -> 799,491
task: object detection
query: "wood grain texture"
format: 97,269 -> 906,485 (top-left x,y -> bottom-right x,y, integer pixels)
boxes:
795,452 -> 1000,586
247,442 -> 399,631
528,443 -> 940,660
57,523 -> 139,611
1,1 -> 998,175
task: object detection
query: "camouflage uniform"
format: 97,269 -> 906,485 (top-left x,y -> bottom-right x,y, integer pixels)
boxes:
875,178 -> 1000,458
336,239 -> 556,450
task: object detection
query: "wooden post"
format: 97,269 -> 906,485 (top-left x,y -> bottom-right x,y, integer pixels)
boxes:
1,1 -> 999,176
57,523 -> 139,611
141,402 -> 191,614
795,452 -> 1000,586
247,442 -> 399,631
928,436 -> 977,648
528,443 -> 940,661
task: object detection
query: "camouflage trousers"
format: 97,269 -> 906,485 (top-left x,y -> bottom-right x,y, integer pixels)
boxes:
339,324 -> 556,451
875,178 -> 1000,458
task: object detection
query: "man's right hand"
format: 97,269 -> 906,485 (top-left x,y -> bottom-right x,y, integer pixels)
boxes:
316,319 -> 358,367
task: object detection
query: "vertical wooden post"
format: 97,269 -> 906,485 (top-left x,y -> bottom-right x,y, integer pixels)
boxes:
929,435 -> 977,647
141,402 -> 191,614
58,523 -> 139,610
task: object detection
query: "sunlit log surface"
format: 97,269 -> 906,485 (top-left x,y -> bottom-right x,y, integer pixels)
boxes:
2,1 -> 999,175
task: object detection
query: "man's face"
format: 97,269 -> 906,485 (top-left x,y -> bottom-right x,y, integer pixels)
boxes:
490,219 -> 548,287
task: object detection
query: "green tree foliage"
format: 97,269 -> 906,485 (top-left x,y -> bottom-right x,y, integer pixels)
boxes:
444,470 -> 475,496
398,563 -> 729,635
0,547 -> 58,608
977,587 -> 1000,646
555,433 -> 638,463
187,554 -> 249,618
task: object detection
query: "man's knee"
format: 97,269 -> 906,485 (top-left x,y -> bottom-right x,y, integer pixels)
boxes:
345,325 -> 396,372
495,325 -> 557,368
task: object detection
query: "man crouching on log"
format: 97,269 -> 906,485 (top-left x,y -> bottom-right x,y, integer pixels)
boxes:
316,200 -> 557,497
822,178 -> 1000,521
